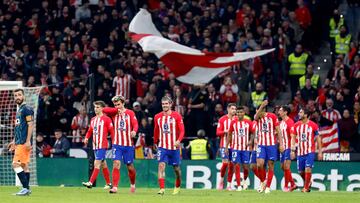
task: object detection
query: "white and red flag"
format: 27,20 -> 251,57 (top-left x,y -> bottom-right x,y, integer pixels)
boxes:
129,9 -> 275,84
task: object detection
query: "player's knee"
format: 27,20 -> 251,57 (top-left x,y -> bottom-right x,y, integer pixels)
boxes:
113,161 -> 121,168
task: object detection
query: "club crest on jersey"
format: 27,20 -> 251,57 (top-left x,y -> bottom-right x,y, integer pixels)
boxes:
119,120 -> 126,131
301,133 -> 307,142
238,128 -> 245,136
15,118 -> 20,125
163,123 -> 170,132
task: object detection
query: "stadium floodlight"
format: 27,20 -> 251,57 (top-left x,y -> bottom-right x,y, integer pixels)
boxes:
0,81 -> 42,186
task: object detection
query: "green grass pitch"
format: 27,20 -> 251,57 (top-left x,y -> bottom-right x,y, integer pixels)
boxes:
1,186 -> 359,203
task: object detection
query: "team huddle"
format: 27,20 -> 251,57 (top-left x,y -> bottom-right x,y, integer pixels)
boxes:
9,89 -> 321,196
82,95 -> 184,195
217,101 -> 322,193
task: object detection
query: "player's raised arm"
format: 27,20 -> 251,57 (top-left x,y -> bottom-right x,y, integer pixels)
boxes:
254,100 -> 268,121
102,107 -> 118,116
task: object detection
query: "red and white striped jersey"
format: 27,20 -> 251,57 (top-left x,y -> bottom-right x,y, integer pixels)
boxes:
321,109 -> 341,122
255,112 -> 279,146
216,115 -> 237,148
154,111 -> 185,150
85,115 -> 114,150
229,119 -> 253,151
103,107 -> 139,146
280,117 -> 294,150
71,114 -> 89,143
113,74 -> 131,100
290,120 -> 319,156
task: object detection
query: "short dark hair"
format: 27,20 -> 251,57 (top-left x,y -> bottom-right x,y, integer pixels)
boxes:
227,103 -> 236,108
93,100 -> 106,107
54,129 -> 62,132
14,88 -> 24,95
302,108 -> 312,117
281,105 -> 291,115
237,106 -> 245,111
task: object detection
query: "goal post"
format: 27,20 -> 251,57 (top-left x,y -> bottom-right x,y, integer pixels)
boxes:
0,81 -> 42,186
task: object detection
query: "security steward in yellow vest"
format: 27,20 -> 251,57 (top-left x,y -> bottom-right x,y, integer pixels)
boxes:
250,82 -> 267,111
188,129 -> 211,160
288,44 -> 310,98
329,10 -> 344,55
299,64 -> 320,89
335,25 -> 351,56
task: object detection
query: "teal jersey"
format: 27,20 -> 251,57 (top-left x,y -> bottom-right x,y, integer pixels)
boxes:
15,104 -> 34,145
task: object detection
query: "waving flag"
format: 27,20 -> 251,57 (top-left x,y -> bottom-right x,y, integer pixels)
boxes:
129,9 -> 275,84
319,123 -> 340,153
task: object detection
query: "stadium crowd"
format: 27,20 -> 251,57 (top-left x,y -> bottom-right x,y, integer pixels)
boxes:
1,0 -> 360,158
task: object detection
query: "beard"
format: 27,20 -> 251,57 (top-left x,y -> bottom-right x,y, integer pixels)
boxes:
15,98 -> 24,105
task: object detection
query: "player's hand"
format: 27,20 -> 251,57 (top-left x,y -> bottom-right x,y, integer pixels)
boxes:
175,140 -> 181,148
224,148 -> 229,156
7,141 -> 15,152
25,141 -> 31,150
290,151 -> 296,160
318,152 -> 323,161
83,138 -> 88,145
153,144 -> 158,150
279,145 -> 285,153
130,131 -> 136,138
261,100 -> 268,107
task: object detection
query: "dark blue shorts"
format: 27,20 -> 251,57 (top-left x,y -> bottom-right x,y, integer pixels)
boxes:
231,150 -> 250,164
112,145 -> 135,164
256,145 -> 278,161
219,147 -> 232,160
297,153 -> 315,172
95,149 -> 106,160
280,149 -> 291,163
157,148 -> 181,166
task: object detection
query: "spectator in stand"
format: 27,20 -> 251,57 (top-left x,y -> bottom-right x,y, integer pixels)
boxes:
70,107 -> 89,148
299,64 -> 320,89
327,57 -> 350,83
350,55 -> 360,79
137,118 -> 154,159
250,82 -> 267,112
334,91 -> 352,115
338,109 -> 357,152
112,68 -> 133,102
173,87 -> 187,117
288,44 -> 311,98
36,133 -> 51,158
219,76 -> 238,106
300,79 -> 318,102
133,101 -> 146,124
232,64 -> 254,106
50,129 -> 70,158
334,25 -> 352,57
321,98 -> 342,122
187,84 -> 208,138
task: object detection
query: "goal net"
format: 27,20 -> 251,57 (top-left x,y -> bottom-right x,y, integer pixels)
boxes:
0,81 -> 42,186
